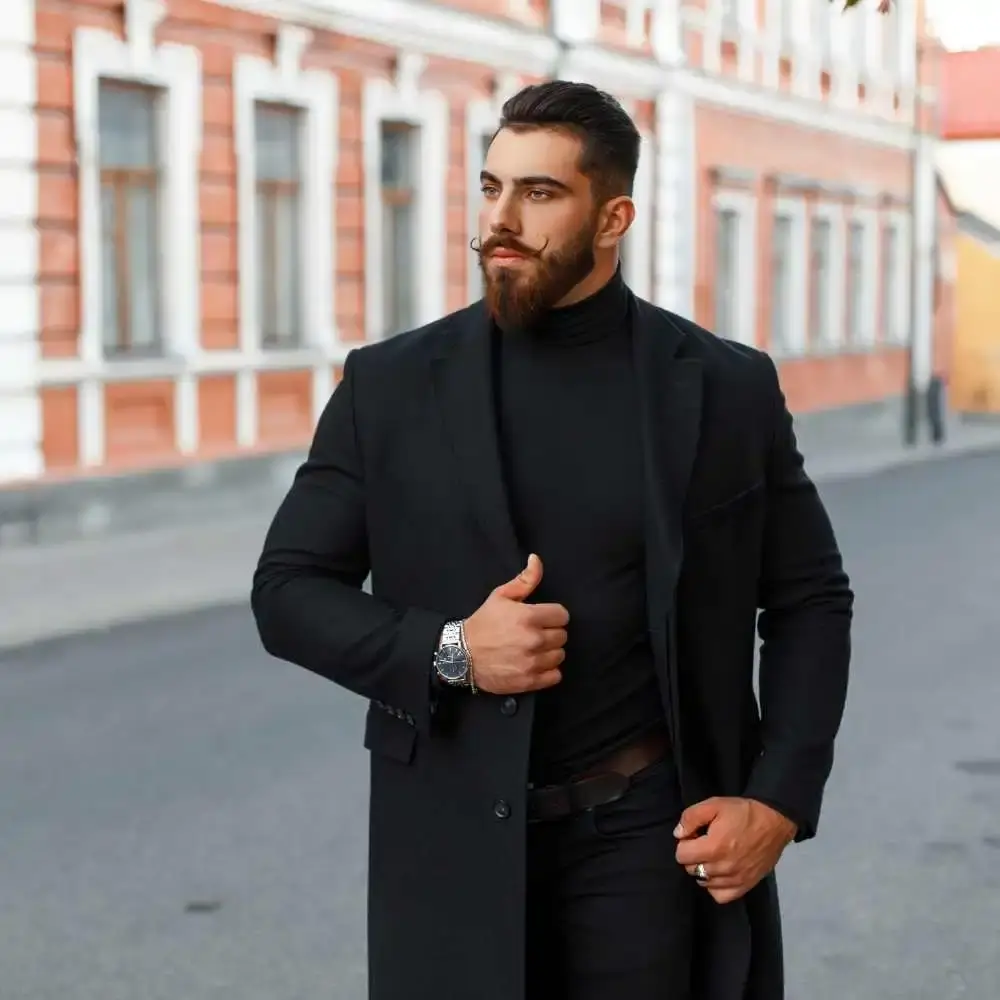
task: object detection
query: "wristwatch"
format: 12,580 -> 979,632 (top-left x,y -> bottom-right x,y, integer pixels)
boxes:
434,620 -> 476,692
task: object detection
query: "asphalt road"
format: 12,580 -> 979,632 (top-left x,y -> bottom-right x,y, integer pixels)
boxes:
3,451 -> 1000,1000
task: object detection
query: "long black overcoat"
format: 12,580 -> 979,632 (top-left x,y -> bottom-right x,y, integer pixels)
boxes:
252,295 -> 853,1000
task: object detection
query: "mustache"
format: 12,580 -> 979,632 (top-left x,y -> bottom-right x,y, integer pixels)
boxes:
470,235 -> 547,257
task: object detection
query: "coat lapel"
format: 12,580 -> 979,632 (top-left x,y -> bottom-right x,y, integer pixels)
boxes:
429,304 -> 523,578
632,297 -> 703,780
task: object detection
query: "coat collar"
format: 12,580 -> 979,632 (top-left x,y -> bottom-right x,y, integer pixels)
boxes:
428,296 -> 703,583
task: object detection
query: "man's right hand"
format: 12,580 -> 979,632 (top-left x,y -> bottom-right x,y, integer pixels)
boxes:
462,554 -> 568,695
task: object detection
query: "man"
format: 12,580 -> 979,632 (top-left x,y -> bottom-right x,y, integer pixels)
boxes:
252,81 -> 853,1000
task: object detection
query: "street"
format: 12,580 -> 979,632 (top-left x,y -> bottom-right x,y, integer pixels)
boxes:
2,451 -> 1000,999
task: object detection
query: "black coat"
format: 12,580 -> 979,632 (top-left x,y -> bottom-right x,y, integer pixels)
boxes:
251,295 -> 853,1000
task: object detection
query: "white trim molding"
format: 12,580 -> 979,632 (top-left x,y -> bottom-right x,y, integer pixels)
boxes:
0,0 -> 41,483
809,200 -> 846,351
654,85 -> 696,316
882,209 -> 911,346
211,0 -> 917,151
846,205 -> 879,348
233,25 -> 338,441
624,131 -> 656,301
363,54 -> 448,339
711,188 -> 757,346
71,0 -> 202,465
769,196 -> 808,356
465,74 -> 521,304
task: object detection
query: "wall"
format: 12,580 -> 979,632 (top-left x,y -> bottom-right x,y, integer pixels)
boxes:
3,0 -> 937,485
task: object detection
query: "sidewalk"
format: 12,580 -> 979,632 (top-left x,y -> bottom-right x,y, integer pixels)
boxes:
2,416 -> 999,652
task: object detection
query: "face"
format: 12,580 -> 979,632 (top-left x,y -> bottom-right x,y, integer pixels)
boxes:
476,126 -> 633,330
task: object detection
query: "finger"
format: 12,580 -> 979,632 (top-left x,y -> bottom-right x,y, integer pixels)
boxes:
494,554 -> 544,602
526,603 -> 570,628
530,649 -> 566,672
685,863 -> 740,882
675,798 -> 724,839
675,834 -> 724,867
539,627 -> 568,650
528,669 -> 563,691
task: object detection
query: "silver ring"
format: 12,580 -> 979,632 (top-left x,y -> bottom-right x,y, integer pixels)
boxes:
694,863 -> 709,882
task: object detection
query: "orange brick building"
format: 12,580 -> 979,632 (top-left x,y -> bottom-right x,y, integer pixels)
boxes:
0,0 -> 947,484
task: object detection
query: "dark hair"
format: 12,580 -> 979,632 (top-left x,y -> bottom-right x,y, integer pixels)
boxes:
498,80 -> 641,200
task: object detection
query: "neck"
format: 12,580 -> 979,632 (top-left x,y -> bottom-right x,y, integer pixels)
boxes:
502,266 -> 629,346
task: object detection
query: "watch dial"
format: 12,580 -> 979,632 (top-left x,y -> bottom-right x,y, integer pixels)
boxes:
437,645 -> 467,681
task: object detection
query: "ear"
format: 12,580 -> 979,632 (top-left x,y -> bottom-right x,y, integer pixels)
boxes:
594,196 -> 635,250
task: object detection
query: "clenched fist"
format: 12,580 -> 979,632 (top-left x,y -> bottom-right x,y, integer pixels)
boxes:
463,554 -> 569,695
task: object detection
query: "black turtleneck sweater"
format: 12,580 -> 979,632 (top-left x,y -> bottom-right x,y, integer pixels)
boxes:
492,271 -> 668,786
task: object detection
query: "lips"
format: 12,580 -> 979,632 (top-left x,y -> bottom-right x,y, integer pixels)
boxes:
491,248 -> 527,260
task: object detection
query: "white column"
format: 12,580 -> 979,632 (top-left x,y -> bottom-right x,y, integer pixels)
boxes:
0,0 -> 41,482
654,81 -> 696,318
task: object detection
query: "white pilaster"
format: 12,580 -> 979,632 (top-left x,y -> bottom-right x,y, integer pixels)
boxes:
0,0 -> 41,482
653,82 -> 696,318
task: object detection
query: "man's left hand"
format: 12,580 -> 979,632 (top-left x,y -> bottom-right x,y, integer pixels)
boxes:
673,797 -> 797,905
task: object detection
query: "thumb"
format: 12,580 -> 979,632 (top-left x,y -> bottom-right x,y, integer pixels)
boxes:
495,553 -> 543,601
674,798 -> 723,839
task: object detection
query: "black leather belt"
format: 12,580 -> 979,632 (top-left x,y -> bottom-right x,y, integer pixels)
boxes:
526,728 -> 672,824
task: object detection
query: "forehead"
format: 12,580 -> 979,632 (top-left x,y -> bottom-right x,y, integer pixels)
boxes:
484,126 -> 586,189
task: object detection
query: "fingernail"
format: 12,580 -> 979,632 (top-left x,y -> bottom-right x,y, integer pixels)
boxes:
673,823 -> 684,837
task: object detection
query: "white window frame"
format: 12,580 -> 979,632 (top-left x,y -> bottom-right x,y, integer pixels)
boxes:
845,206 -> 879,348
71,0 -> 201,465
882,209 -> 911,346
623,131 -> 656,301
233,26 -> 337,440
465,75 -> 520,305
363,53 -> 448,339
809,201 -> 846,351
769,196 -> 808,356
711,189 -> 757,346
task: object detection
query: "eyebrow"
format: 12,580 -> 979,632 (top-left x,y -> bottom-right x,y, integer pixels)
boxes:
480,170 -> 573,194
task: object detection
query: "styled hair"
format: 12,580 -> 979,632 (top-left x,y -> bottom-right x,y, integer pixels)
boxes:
498,80 -> 641,200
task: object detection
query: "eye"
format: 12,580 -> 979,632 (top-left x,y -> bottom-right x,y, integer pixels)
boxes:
527,189 -> 552,201
481,184 -> 499,197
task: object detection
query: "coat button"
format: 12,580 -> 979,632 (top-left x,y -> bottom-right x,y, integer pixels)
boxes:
493,799 -> 511,820
500,696 -> 518,716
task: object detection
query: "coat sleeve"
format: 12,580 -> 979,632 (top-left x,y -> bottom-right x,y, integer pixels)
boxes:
251,349 -> 449,735
743,356 -> 854,841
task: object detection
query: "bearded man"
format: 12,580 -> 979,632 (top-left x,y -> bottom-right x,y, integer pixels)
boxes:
252,80 -> 853,1000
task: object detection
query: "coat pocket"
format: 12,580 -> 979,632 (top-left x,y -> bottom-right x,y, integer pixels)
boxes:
364,705 -> 417,764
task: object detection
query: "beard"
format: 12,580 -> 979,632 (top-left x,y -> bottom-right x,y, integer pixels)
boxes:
477,220 -> 597,332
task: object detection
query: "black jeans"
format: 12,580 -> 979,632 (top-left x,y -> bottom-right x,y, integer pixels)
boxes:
525,755 -> 697,1000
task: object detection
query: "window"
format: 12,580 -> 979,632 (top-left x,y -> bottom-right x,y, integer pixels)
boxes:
715,208 -> 739,341
880,224 -> 899,341
846,221 -> 865,344
380,122 -> 418,335
809,217 -> 833,346
770,214 -> 794,353
254,103 -> 303,348
98,81 -> 161,356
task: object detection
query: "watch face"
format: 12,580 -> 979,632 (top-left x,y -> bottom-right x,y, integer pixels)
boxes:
436,644 -> 468,682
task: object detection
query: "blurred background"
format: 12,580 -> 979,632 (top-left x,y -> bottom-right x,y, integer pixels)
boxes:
2,0 -> 999,997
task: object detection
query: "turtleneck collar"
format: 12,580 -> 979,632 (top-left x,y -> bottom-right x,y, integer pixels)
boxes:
497,267 -> 630,347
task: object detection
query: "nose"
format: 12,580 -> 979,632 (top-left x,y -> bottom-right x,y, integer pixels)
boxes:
487,191 -> 521,237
